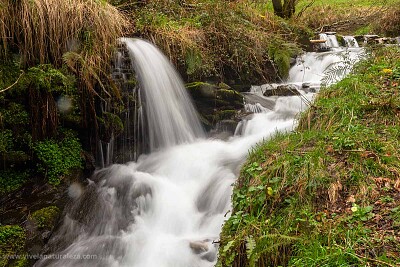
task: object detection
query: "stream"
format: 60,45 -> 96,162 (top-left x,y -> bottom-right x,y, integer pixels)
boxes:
35,36 -> 363,267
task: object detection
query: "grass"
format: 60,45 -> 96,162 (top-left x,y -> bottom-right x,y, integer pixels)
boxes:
294,0 -> 400,35
217,46 -> 400,267
121,0 -> 309,83
0,0 -> 129,94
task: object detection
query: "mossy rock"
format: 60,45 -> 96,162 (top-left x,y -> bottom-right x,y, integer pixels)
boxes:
336,34 -> 345,47
0,225 -> 27,267
186,82 -> 216,98
216,89 -> 242,103
29,206 -> 60,230
216,110 -> 237,121
97,112 -> 124,142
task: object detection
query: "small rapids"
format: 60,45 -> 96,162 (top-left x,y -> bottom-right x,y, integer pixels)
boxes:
35,39 -> 363,267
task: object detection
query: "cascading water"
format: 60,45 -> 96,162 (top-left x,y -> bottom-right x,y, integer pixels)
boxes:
343,36 -> 359,48
121,38 -> 204,151
319,33 -> 340,49
35,38 -> 363,267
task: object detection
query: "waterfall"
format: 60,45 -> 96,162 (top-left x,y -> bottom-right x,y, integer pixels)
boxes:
121,38 -> 204,151
288,48 -> 363,84
35,40 -> 362,267
319,33 -> 340,49
343,36 -> 359,48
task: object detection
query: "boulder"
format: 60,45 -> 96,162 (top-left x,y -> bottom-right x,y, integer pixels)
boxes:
190,241 -> 209,254
263,84 -> 301,97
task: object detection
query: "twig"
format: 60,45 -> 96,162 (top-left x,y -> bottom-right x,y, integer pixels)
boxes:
296,0 -> 316,19
0,71 -> 24,93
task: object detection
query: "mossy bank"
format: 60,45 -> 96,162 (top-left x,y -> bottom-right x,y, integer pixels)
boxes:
218,46 -> 400,267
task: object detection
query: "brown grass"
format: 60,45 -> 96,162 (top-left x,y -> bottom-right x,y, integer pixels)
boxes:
131,0 -> 304,83
0,0 -> 130,93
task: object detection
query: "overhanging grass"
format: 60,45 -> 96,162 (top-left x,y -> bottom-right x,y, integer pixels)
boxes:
218,46 -> 400,267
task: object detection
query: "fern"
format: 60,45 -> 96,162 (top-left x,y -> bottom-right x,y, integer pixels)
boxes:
321,50 -> 364,86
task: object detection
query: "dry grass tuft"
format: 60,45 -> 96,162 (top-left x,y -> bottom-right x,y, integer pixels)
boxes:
0,0 -> 130,93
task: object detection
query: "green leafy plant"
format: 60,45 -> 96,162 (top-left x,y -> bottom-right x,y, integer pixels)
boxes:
34,130 -> 82,185
0,225 -> 26,267
0,171 -> 29,195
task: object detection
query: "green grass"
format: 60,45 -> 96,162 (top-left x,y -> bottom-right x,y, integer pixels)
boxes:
218,46 -> 400,267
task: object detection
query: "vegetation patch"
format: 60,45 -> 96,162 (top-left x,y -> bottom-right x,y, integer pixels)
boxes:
29,206 -> 60,230
295,0 -> 400,35
218,46 -> 400,267
0,225 -> 26,267
0,171 -> 29,196
34,130 -> 83,185
121,0 -> 306,83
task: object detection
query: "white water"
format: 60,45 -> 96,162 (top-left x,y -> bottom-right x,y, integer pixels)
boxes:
121,38 -> 204,151
343,36 -> 359,48
319,33 -> 340,49
36,39 -> 362,267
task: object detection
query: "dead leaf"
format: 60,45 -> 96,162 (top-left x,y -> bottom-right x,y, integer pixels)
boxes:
394,179 -> 400,192
346,195 -> 356,203
328,181 -> 342,204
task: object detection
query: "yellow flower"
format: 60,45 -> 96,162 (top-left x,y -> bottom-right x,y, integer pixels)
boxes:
267,187 -> 273,196
351,206 -> 358,212
382,68 -> 393,74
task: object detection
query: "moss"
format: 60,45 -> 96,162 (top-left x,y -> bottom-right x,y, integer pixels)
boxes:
97,112 -> 124,142
218,46 -> 400,266
336,34 -> 345,46
216,110 -> 237,121
216,89 -> 243,103
0,225 -> 26,267
30,206 -> 60,230
267,38 -> 300,80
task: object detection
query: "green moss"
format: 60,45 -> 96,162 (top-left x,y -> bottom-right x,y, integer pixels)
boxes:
218,46 -> 400,266
216,110 -> 237,121
30,206 -> 60,230
267,39 -> 300,80
216,89 -> 243,102
0,225 -> 26,267
34,129 -> 83,185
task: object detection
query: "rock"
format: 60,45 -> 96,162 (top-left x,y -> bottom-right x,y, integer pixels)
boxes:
214,120 -> 239,135
263,84 -> 301,97
242,93 -> 275,110
201,250 -> 217,262
186,82 -> 216,98
290,57 -> 297,66
190,241 -> 209,254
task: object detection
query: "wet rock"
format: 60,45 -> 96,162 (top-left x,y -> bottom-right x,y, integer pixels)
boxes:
201,250 -> 217,262
186,82 -> 244,129
243,93 -> 275,110
190,241 -> 209,254
263,84 -> 301,97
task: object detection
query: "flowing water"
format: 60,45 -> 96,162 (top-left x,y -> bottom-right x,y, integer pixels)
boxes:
36,38 -> 363,267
